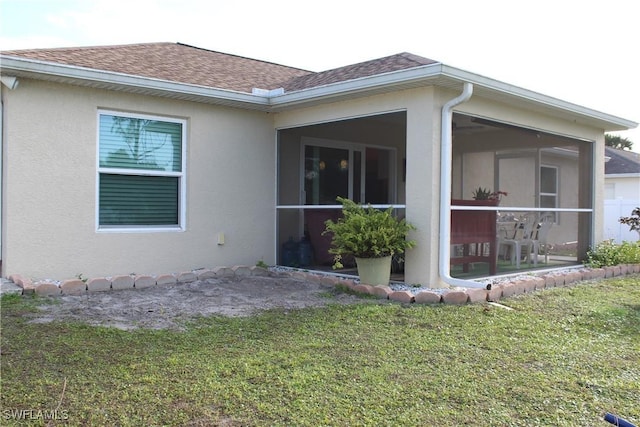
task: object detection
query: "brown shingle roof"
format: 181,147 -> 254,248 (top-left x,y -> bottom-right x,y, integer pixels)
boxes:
1,42 -> 312,93
280,52 -> 438,92
1,43 -> 440,94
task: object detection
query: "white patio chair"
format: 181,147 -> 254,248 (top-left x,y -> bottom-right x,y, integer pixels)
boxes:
497,213 -> 538,269
531,212 -> 555,264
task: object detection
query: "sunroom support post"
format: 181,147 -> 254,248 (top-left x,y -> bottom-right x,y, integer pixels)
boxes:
404,89 -> 441,287
577,141 -> 596,260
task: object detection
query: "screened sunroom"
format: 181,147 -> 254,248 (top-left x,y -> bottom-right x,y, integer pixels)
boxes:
276,111 -> 407,276
275,110 -> 592,281
448,112 -> 592,278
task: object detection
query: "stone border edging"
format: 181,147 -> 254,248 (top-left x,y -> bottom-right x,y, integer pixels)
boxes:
289,264 -> 640,305
7,266 -> 270,297
5,264 -> 640,303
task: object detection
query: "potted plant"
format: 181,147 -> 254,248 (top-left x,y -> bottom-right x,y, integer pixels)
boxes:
323,197 -> 416,286
472,187 -> 508,203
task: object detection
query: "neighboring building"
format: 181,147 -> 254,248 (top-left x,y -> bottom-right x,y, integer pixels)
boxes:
605,146 -> 640,200
604,146 -> 640,242
0,43 -> 637,287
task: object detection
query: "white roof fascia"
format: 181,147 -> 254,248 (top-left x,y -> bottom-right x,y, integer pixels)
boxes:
605,173 -> 640,178
0,55 -> 271,110
439,65 -> 638,131
270,62 -> 637,132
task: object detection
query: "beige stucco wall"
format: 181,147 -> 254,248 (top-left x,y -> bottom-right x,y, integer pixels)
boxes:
2,79 -> 277,279
2,78 -> 608,285
455,151 -> 497,200
541,151 -> 580,245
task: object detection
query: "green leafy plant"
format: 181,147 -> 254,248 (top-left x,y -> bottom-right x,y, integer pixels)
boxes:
323,197 -> 416,269
584,240 -> 640,267
472,187 -> 508,201
255,259 -> 269,269
619,207 -> 640,235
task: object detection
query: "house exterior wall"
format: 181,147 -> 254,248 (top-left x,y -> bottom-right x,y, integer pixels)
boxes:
496,156 -> 537,207
604,175 -> 640,243
605,175 -> 640,200
455,151 -> 497,200
2,79 -> 277,279
2,77 -> 609,285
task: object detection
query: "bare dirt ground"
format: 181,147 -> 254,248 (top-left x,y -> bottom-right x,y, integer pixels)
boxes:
26,272 -> 368,330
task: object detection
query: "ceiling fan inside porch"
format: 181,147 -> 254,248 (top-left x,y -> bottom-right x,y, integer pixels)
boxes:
452,120 -> 484,131
470,117 -> 540,135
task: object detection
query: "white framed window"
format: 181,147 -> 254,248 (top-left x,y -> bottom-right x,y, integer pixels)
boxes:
96,110 -> 186,231
540,165 -> 558,222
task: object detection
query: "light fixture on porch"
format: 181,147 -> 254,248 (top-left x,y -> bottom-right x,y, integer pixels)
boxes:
339,159 -> 348,171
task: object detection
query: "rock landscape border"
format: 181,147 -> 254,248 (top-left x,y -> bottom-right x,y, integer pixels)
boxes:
6,263 -> 640,305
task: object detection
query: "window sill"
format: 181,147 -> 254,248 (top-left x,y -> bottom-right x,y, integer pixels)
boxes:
97,225 -> 185,233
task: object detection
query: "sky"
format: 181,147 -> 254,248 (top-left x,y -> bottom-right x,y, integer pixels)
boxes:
1,0 -> 638,151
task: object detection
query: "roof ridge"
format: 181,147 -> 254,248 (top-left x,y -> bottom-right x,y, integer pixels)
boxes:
606,146 -> 640,159
276,51 -> 439,92
174,42 -> 312,73
313,51 -> 439,74
397,51 -> 439,64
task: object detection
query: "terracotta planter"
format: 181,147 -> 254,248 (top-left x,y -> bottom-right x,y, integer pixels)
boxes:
355,256 -> 392,286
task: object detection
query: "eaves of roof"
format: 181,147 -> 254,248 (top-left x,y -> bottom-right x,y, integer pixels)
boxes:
605,173 -> 640,178
0,55 -> 271,110
1,54 -> 637,133
269,64 -> 638,132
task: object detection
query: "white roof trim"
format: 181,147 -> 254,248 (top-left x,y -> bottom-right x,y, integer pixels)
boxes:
269,63 -> 445,106
270,63 -> 637,130
0,55 -> 271,110
441,65 -> 638,130
1,54 -> 637,131
605,173 -> 640,178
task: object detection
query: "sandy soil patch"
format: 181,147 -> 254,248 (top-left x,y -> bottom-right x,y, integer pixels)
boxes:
26,272 -> 366,330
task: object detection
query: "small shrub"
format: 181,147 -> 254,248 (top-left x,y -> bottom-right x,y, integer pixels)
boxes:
618,241 -> 640,263
619,207 -> 640,235
584,240 -> 640,267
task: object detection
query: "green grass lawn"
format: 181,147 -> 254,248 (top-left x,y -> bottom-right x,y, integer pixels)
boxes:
1,276 -> 639,426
